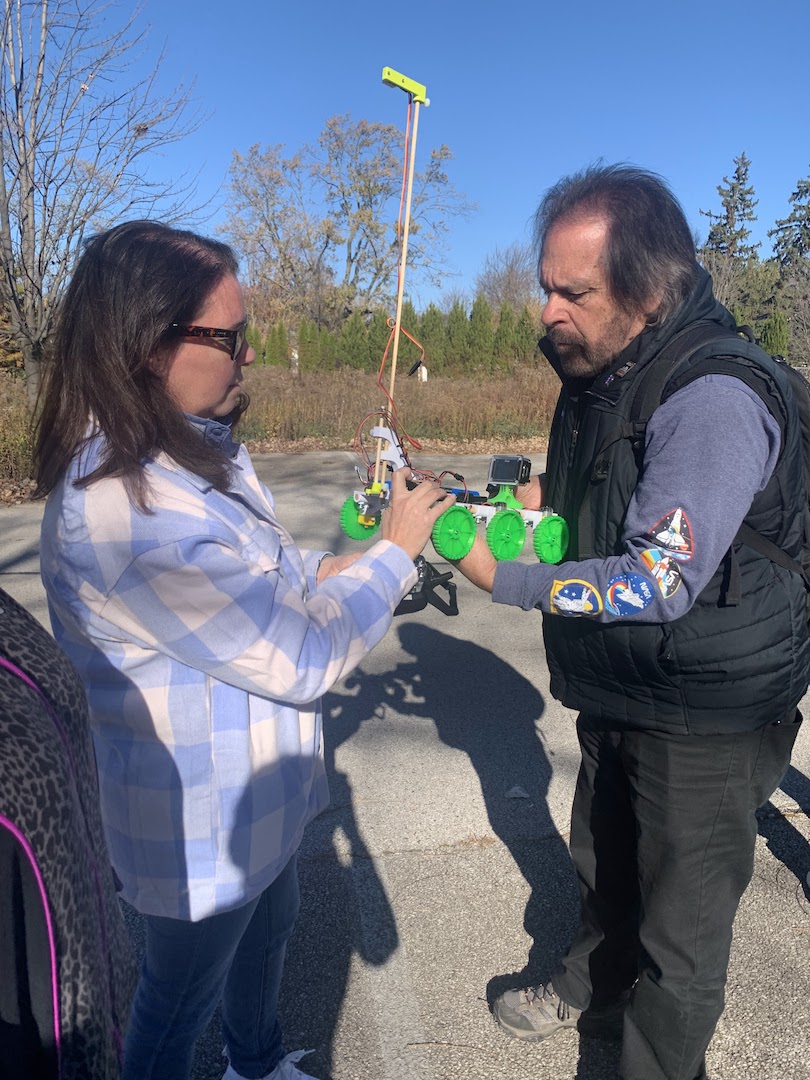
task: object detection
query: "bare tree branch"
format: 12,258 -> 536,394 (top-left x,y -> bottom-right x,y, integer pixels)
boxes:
474,241 -> 540,314
221,115 -> 474,331
0,0 -> 205,404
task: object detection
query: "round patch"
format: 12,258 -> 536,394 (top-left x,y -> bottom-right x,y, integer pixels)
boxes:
550,579 -> 603,617
605,573 -> 655,616
640,548 -> 682,598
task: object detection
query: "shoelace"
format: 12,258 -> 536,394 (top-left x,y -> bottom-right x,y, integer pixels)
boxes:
521,984 -> 571,1020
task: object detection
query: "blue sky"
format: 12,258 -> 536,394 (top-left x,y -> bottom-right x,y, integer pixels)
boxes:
140,0 -> 809,307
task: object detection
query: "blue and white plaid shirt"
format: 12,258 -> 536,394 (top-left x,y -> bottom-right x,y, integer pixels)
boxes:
41,420 -> 416,921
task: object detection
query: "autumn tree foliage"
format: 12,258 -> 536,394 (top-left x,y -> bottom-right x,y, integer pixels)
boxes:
222,115 -> 472,332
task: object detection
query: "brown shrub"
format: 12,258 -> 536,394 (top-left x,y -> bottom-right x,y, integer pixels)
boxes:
0,366 -> 561,490
240,366 -> 560,446
0,372 -> 33,483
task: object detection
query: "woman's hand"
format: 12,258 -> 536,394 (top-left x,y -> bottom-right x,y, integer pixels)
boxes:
381,468 -> 456,562
316,553 -> 363,584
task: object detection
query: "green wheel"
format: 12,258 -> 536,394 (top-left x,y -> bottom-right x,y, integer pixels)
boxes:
432,505 -> 476,560
533,514 -> 569,564
340,496 -> 381,540
486,508 -> 526,561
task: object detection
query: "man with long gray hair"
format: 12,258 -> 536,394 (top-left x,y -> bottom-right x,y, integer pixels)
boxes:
456,164 -> 807,1079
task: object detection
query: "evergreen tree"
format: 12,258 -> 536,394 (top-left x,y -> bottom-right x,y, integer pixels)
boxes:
318,327 -> 337,371
268,325 -> 285,365
396,298 -> 422,375
297,319 -> 319,372
367,310 -> 392,369
263,325 -> 282,365
260,328 -> 272,365
446,299 -> 469,369
758,308 -> 789,357
338,313 -> 371,369
468,294 -> 495,370
400,298 -> 419,332
778,262 -> 810,367
769,166 -> 810,268
700,152 -> 760,261
418,303 -> 447,375
246,324 -> 263,362
276,323 -> 289,367
735,261 -> 780,327
493,304 -> 518,369
295,320 -> 306,370
515,306 -> 539,364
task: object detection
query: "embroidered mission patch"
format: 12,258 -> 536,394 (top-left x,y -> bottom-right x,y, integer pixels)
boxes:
640,548 -> 682,598
649,508 -> 693,560
605,573 -> 655,616
550,579 -> 603,617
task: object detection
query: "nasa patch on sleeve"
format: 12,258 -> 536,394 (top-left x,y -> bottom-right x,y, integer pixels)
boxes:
649,508 -> 693,560
640,548 -> 682,598
605,573 -> 655,616
550,579 -> 603,617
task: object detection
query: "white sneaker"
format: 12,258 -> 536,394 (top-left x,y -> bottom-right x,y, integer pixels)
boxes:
223,1048 -> 317,1080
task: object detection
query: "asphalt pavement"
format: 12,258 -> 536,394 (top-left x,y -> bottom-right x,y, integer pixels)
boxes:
1,451 -> 808,1080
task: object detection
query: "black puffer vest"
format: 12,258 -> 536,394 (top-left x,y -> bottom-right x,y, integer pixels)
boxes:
542,271 -> 810,734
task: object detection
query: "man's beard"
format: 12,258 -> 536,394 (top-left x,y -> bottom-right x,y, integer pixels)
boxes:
548,316 -> 640,380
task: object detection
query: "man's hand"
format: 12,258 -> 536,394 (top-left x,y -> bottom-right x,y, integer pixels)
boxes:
316,553 -> 363,584
453,534 -> 497,593
515,473 -> 544,511
382,468 -> 457,562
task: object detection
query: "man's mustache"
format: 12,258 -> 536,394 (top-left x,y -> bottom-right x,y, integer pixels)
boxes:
548,329 -> 585,349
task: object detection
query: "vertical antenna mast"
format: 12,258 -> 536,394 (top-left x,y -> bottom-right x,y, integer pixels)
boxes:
373,67 -> 430,485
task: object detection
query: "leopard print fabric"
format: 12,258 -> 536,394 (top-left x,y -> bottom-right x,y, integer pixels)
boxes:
0,587 -> 137,1078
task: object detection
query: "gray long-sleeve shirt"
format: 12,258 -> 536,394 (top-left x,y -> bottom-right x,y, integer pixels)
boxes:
492,374 -> 781,622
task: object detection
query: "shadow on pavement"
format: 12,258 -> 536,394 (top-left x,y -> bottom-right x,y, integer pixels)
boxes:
276,701 -> 399,1080
757,764 -> 810,904
203,621 -> 628,1079
395,624 -> 622,1080
281,620 -> 582,1077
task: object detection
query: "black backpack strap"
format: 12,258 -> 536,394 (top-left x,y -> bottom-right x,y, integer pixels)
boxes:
588,321 -> 802,599
736,522 -> 806,580
578,323 -> 748,557
630,321 -> 750,424
632,326 -> 808,592
720,545 -> 742,606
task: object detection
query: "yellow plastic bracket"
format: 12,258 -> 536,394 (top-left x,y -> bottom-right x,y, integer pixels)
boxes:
381,67 -> 428,105
359,480 -> 385,525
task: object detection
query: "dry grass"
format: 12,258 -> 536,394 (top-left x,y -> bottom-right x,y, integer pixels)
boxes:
0,372 -> 33,487
0,365 -> 561,497
239,366 -> 560,446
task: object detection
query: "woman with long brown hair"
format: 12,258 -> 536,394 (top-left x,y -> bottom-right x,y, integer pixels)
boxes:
34,219 -> 453,1080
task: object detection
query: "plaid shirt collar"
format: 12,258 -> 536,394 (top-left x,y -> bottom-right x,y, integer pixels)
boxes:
184,412 -> 240,458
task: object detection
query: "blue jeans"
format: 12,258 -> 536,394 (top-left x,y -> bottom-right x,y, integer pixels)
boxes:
123,853 -> 300,1080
